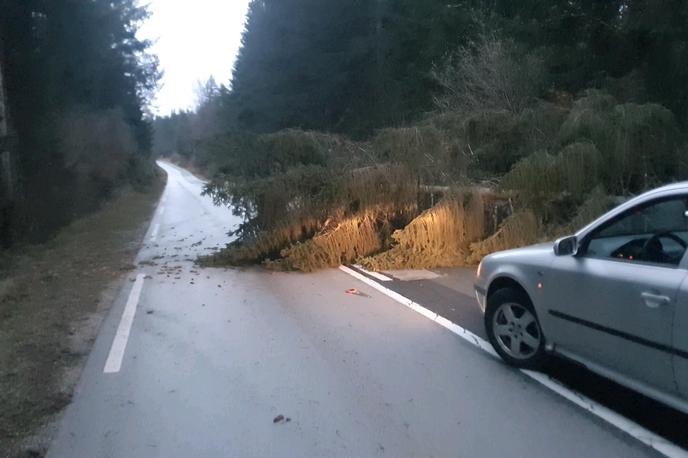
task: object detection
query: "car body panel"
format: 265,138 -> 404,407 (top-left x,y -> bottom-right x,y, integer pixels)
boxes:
542,255 -> 682,395
674,277 -> 688,398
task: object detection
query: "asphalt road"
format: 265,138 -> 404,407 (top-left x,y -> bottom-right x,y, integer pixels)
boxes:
361,266 -> 688,451
47,162 -> 660,457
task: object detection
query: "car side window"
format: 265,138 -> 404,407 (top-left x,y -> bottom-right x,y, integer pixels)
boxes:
583,196 -> 688,267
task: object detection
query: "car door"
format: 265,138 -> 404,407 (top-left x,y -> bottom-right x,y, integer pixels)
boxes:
673,277 -> 688,398
543,195 -> 688,395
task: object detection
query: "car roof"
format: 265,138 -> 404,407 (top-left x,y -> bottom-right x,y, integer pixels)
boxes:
645,181 -> 688,195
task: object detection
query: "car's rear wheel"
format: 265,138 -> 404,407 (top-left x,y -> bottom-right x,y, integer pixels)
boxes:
485,287 -> 547,369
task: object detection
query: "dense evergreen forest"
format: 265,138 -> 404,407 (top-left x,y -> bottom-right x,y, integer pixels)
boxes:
158,0 -> 688,138
156,0 -> 688,270
0,0 -> 159,246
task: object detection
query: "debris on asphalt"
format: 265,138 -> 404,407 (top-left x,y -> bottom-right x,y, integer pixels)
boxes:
273,414 -> 291,424
345,288 -> 369,297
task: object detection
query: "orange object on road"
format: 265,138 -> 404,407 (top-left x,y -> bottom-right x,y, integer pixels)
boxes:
345,288 -> 370,298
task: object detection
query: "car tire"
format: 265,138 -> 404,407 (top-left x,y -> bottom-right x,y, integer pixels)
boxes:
485,287 -> 547,370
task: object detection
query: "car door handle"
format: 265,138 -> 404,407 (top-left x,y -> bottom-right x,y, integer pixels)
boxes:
641,291 -> 671,308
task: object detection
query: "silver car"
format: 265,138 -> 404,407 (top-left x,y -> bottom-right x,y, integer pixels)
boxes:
474,182 -> 688,414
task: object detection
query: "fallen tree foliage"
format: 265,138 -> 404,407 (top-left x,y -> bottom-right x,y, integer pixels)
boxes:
200,218 -> 322,267
360,191 -> 486,270
196,89 -> 683,272
269,207 -> 413,272
467,211 -> 541,264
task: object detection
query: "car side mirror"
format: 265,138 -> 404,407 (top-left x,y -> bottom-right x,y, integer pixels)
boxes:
554,235 -> 578,256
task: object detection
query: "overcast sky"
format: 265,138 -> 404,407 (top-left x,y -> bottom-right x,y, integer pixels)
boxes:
138,0 -> 251,115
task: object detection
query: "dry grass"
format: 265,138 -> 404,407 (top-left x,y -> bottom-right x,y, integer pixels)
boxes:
0,177 -> 164,457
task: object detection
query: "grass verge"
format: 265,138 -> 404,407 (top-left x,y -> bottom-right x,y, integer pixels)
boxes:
0,172 -> 164,458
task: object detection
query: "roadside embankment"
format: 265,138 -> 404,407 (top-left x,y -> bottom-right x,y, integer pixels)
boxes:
0,172 -> 164,458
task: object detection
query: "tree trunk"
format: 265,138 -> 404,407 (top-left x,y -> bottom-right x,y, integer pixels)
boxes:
0,33 -> 17,246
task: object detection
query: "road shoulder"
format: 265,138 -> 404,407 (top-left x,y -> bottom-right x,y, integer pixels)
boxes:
0,177 -> 164,458
341,264 -> 687,457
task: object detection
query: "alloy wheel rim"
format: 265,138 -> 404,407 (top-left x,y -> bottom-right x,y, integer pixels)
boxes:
492,302 -> 541,360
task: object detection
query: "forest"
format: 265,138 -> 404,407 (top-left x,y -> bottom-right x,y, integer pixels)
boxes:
154,0 -> 688,271
0,0 -> 159,247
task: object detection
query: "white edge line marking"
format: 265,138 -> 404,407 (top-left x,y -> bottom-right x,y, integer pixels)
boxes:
338,265 -> 687,458
104,274 -> 145,374
158,205 -> 166,216
150,223 -> 160,241
353,264 -> 393,282
339,266 -> 496,356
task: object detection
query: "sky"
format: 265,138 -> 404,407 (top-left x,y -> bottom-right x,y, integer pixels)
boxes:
138,0 -> 251,116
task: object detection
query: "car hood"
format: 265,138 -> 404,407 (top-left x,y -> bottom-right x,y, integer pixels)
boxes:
486,242 -> 554,262
477,242 -> 559,297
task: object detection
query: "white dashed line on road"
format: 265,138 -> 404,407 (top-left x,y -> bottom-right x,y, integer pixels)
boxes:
338,265 -> 688,458
103,274 -> 145,374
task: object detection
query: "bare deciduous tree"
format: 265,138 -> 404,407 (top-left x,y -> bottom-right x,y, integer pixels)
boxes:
432,34 -> 547,114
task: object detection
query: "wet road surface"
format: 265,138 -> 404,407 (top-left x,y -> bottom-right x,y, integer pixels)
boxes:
47,162 -> 661,457
358,266 -> 688,452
